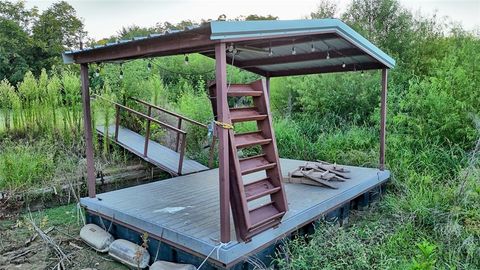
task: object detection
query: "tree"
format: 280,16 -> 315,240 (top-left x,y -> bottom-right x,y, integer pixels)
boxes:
244,14 -> 278,21
310,0 -> 338,19
0,18 -> 32,84
0,0 -> 37,32
32,1 -> 85,70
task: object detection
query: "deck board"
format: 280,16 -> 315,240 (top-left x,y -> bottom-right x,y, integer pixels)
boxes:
96,125 -> 208,175
81,158 -> 390,265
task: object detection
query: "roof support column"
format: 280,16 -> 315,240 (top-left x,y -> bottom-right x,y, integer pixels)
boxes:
379,68 -> 388,171
80,63 -> 96,198
265,76 -> 270,97
215,42 -> 231,242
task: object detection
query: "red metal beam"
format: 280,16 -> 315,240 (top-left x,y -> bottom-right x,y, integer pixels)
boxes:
236,48 -> 364,68
379,68 -> 388,170
80,64 -> 96,198
215,43 -> 231,243
72,27 -> 215,64
268,62 -> 383,77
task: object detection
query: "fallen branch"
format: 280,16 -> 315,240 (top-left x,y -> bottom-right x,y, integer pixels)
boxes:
25,226 -> 54,246
26,214 -> 71,267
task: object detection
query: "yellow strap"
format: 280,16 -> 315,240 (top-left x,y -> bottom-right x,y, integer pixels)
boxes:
214,120 -> 234,130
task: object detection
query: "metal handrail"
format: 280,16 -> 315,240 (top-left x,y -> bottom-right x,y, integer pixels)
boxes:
130,98 -> 216,168
130,97 -> 208,129
93,94 -> 187,175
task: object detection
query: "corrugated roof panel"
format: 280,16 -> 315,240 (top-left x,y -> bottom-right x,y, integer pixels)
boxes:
210,19 -> 395,68
259,55 -> 375,72
62,19 -> 394,72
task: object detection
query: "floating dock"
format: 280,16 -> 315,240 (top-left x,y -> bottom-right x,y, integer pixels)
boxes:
81,158 -> 390,269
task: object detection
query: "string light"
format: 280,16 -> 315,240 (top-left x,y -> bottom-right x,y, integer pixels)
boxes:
291,46 -> 296,55
326,51 -> 330,59
268,47 -> 273,57
228,43 -> 234,53
342,62 -> 346,68
147,61 -> 152,71
361,70 -> 365,76
184,54 -> 189,65
311,42 -> 316,52
119,63 -> 123,79
95,68 -> 100,77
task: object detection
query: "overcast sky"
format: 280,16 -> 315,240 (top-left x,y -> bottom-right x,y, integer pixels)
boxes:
24,0 -> 480,40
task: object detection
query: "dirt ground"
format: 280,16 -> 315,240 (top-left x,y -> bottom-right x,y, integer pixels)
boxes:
0,203 -> 127,270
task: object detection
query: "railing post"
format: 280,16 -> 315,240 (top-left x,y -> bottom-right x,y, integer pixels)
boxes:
114,104 -> 120,142
175,118 -> 183,152
208,135 -> 217,168
144,106 -> 152,157
177,133 -> 187,175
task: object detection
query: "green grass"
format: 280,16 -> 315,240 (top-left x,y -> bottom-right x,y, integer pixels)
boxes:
273,120 -> 480,269
0,140 -> 55,190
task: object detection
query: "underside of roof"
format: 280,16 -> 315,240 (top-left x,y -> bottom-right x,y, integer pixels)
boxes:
63,19 -> 395,77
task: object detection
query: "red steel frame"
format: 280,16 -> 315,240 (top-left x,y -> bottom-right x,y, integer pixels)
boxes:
78,41 -> 390,242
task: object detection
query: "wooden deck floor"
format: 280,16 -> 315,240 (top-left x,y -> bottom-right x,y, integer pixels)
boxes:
96,125 -> 208,175
81,158 -> 390,267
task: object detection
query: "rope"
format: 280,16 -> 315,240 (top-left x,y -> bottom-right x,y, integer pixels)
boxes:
214,120 -> 234,130
197,242 -> 230,270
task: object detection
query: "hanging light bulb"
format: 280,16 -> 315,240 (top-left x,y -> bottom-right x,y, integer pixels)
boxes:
95,68 -> 100,77
119,70 -> 124,79
311,42 -> 315,52
326,51 -> 330,59
268,47 -> 273,57
228,43 -> 234,53
184,54 -> 189,65
291,46 -> 296,55
147,62 -> 152,71
342,62 -> 346,68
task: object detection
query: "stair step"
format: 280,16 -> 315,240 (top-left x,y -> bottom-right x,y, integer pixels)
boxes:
228,85 -> 262,97
239,154 -> 276,175
234,131 -> 272,149
230,107 -> 267,123
249,202 -> 285,230
244,178 -> 281,201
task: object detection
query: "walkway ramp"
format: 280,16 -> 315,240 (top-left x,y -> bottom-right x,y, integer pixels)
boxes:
97,125 -> 209,176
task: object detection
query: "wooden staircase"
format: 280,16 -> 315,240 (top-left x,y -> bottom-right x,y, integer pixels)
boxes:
209,79 -> 288,241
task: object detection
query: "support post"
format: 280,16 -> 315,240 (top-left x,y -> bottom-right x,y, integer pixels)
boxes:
80,64 -> 96,198
114,104 -> 120,141
175,118 -> 183,152
215,42 -> 230,243
265,76 -> 270,97
379,68 -> 388,171
144,106 -> 152,157
177,133 -> 186,175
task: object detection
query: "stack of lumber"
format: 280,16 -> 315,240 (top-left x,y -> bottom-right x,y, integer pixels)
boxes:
284,161 -> 350,189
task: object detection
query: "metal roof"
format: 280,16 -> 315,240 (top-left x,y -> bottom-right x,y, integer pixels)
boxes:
63,19 -> 395,76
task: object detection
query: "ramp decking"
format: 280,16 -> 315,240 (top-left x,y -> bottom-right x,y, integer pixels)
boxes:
96,125 -> 209,175
81,158 -> 390,268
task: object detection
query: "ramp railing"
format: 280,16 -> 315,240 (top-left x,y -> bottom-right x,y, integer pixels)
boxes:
93,94 -> 216,174
130,97 -> 216,168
